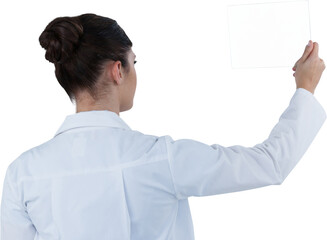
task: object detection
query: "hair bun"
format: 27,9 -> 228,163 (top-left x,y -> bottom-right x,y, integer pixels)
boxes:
39,17 -> 83,64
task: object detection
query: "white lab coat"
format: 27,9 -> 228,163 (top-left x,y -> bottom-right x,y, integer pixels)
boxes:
0,88 -> 326,240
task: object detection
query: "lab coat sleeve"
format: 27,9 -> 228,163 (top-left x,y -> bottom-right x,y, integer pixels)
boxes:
0,164 -> 36,240
165,88 -> 327,200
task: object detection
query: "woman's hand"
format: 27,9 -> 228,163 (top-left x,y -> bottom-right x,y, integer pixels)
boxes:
292,40 -> 325,94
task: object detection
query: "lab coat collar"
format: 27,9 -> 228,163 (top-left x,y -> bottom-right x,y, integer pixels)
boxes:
54,110 -> 132,138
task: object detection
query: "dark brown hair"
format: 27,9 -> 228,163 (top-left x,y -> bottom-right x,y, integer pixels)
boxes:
39,13 -> 133,103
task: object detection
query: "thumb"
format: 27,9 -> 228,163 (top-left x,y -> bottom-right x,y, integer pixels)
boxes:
293,40 -> 314,70
300,40 -> 314,62
308,42 -> 319,59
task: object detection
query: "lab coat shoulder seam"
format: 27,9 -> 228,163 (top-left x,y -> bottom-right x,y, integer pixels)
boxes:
16,156 -> 168,185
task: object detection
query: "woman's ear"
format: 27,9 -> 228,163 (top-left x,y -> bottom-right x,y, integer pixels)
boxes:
104,60 -> 123,86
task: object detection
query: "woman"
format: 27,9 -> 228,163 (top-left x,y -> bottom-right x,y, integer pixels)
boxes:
1,13 -> 326,240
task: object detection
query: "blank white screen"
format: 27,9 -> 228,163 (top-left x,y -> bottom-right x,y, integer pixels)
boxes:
228,0 -> 311,68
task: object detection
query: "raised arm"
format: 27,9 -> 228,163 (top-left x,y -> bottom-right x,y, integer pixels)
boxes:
165,41 -> 326,200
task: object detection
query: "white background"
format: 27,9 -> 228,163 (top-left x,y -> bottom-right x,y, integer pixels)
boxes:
0,0 -> 326,239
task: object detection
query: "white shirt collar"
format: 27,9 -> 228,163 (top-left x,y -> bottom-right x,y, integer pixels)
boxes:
54,110 -> 132,138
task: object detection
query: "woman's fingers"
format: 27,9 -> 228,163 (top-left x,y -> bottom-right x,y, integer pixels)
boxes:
300,40 -> 314,62
310,42 -> 319,58
292,40 -> 314,71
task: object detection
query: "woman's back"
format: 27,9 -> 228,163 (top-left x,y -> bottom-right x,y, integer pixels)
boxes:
2,110 -> 194,239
